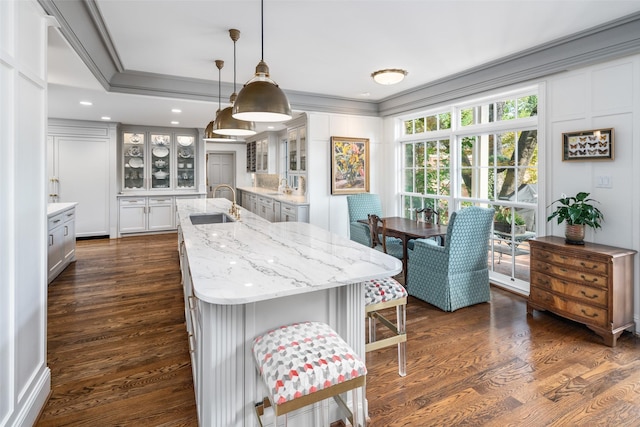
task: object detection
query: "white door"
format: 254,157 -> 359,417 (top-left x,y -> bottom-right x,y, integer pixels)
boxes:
207,153 -> 235,200
52,136 -> 110,237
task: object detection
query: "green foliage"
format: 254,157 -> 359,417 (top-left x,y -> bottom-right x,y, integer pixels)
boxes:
494,207 -> 525,225
546,192 -> 604,229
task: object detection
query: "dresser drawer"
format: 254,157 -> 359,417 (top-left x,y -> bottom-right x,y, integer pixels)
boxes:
532,248 -> 608,275
530,272 -> 607,307
531,259 -> 608,288
529,287 -> 608,328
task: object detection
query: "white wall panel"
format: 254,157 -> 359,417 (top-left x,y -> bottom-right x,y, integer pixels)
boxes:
592,62 -> 634,113
307,112 -> 384,238
546,55 -> 640,333
1,1 -> 51,426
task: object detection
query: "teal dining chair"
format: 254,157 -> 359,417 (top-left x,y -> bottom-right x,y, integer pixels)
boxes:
407,206 -> 494,312
346,193 -> 384,247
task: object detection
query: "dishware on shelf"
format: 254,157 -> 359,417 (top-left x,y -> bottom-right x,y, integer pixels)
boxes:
127,146 -> 142,157
153,171 -> 168,179
187,163 -> 193,169
129,157 -> 143,168
154,159 -> 167,168
129,133 -> 141,144
178,149 -> 192,158
177,136 -> 194,146
152,146 -> 169,157
152,135 -> 170,145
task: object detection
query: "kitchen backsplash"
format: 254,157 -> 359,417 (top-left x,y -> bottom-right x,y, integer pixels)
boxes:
254,174 -> 280,190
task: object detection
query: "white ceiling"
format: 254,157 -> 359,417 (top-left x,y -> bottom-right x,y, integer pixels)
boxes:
46,0 -> 640,131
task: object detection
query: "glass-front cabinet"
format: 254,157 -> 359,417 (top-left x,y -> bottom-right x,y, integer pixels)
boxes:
150,133 -> 171,189
123,132 -> 145,189
288,126 -> 306,173
121,127 -> 197,191
176,135 -> 196,189
286,116 -> 307,192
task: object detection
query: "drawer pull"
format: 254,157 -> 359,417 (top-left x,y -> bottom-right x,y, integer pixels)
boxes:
536,278 -> 550,286
52,219 -> 61,224
580,262 -> 598,270
580,274 -> 598,283
580,290 -> 598,299
580,309 -> 599,318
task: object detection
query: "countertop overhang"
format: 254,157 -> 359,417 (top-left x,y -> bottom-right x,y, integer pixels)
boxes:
237,186 -> 308,205
177,198 -> 402,305
48,202 -> 78,217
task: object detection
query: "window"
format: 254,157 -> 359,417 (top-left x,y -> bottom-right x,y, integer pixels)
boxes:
400,90 -> 538,286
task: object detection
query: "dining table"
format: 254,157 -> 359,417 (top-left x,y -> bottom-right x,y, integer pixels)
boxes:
359,216 -> 448,283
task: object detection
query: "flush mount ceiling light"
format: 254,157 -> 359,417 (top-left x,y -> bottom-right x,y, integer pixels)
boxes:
233,0 -> 292,122
203,59 -> 237,142
214,29 -> 256,136
371,68 -> 408,85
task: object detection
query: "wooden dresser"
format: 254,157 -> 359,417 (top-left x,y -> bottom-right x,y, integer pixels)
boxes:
528,236 -> 636,346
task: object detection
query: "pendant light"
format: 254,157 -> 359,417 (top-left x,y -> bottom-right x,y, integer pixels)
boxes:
203,60 -> 237,142
232,0 -> 292,122
213,29 -> 256,136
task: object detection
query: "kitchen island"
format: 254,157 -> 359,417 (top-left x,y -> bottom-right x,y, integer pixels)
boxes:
176,198 -> 402,426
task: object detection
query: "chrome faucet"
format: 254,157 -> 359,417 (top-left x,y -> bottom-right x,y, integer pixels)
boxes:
213,184 -> 240,219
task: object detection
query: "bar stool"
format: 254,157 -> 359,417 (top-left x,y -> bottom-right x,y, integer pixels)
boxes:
364,277 -> 407,376
252,321 -> 367,426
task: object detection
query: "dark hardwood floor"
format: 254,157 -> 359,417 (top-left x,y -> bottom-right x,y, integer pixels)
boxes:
39,233 -> 640,426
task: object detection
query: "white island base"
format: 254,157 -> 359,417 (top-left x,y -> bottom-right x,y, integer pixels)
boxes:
177,198 -> 401,426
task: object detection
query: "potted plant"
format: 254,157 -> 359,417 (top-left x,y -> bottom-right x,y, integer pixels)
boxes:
493,207 -> 526,234
546,192 -> 604,244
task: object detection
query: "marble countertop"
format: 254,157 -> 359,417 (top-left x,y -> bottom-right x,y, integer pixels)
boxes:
237,186 -> 308,205
176,198 -> 402,305
48,202 -> 78,217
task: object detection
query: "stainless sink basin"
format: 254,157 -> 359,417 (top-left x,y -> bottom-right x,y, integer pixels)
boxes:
189,212 -> 235,225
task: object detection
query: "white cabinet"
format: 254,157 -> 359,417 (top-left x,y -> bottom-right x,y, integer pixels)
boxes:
257,196 -> 271,221
119,197 -> 148,233
249,132 -> 277,174
48,214 -> 65,279
122,127 -> 198,192
286,116 -> 307,192
281,202 -> 309,223
119,196 -> 176,234
48,205 -> 77,284
48,120 -> 117,237
148,197 -> 174,230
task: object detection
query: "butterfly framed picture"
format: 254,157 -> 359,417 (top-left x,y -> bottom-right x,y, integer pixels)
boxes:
562,128 -> 614,161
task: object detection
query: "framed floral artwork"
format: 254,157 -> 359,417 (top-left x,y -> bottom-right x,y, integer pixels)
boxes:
562,128 -> 614,161
331,136 -> 370,195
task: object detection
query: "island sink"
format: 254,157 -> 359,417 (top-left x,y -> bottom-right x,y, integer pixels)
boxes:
189,212 -> 235,225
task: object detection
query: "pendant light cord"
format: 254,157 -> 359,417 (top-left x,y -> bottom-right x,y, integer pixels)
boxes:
260,0 -> 264,61
233,35 -> 237,93
218,66 -> 222,111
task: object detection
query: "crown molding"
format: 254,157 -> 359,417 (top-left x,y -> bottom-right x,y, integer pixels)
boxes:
40,1 -> 640,119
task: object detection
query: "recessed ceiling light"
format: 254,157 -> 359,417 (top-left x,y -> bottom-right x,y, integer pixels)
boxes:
371,69 -> 408,85
171,108 -> 182,113
267,125 -> 274,130
360,92 -> 371,97
101,116 -> 111,120
79,101 -> 92,106
171,121 -> 179,125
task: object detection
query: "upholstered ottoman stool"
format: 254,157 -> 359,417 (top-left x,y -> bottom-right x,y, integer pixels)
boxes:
252,321 -> 367,426
364,277 -> 407,376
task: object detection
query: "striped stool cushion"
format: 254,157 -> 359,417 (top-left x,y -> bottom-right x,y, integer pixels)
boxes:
252,321 -> 367,406
365,277 -> 407,306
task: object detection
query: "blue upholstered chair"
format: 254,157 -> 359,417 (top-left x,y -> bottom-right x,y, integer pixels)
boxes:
347,194 -> 403,259
347,193 -> 382,247
407,206 -> 494,312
